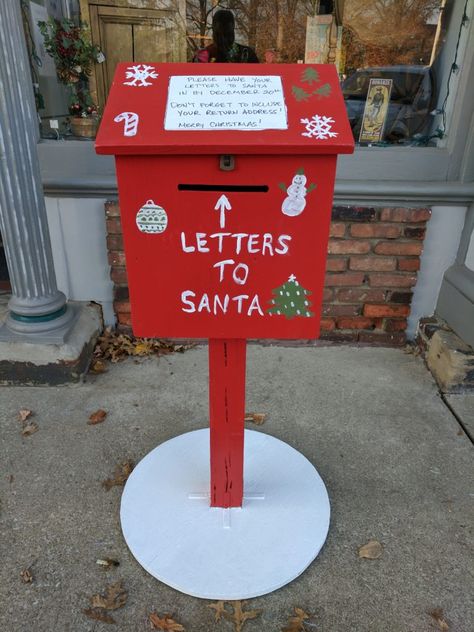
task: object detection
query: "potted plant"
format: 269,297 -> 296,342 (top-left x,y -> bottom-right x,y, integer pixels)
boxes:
39,18 -> 100,138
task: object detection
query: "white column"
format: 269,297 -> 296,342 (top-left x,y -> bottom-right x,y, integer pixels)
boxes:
0,0 -> 74,340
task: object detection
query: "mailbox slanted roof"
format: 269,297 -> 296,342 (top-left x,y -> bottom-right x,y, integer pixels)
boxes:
96,63 -> 354,156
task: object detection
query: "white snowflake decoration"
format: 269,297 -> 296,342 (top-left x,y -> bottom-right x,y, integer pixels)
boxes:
124,64 -> 158,87
301,115 -> 338,140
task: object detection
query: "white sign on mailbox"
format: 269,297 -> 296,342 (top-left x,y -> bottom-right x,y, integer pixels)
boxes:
164,75 -> 288,131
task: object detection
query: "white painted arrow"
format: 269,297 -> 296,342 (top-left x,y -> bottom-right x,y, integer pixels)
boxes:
214,194 -> 232,229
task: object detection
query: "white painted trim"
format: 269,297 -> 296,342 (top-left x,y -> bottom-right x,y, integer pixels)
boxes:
407,206 -> 467,339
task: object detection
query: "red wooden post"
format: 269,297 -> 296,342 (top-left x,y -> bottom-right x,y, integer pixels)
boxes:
209,338 -> 246,508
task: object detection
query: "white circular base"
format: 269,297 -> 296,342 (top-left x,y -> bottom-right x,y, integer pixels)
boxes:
120,429 -> 330,600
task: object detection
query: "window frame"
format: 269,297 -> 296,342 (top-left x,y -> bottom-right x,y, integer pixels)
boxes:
39,0 -> 474,206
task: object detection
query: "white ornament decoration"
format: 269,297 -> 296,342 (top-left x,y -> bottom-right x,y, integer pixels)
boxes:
114,112 -> 139,137
282,173 -> 308,217
301,115 -> 338,140
136,200 -> 168,234
124,64 -> 158,87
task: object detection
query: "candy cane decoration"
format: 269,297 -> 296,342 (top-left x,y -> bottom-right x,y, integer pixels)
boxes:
114,111 -> 139,137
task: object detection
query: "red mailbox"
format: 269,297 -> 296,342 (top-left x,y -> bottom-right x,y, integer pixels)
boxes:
96,63 -> 353,509
97,63 -> 352,340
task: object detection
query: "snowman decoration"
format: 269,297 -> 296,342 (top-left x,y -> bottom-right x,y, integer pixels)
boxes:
280,169 -> 316,217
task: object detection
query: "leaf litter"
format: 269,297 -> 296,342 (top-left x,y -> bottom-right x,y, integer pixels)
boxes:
90,327 -> 194,370
209,601 -> 226,622
21,422 -> 39,436
102,460 -> 134,490
90,359 -> 108,374
149,612 -> 186,630
83,608 -> 116,624
90,580 -> 127,610
244,412 -> 266,425
208,600 -> 262,632
96,557 -> 120,569
429,607 -> 449,631
358,539 -> 383,559
88,409 -> 107,425
282,607 -> 310,631
17,409 -> 38,436
83,580 -> 127,625
20,568 -> 33,584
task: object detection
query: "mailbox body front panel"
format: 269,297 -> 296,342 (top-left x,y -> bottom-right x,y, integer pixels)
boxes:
115,153 -> 336,340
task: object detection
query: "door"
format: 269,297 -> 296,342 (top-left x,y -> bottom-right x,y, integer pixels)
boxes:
81,1 -> 186,109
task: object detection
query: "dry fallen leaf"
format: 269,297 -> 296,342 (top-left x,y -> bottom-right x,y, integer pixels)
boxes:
149,612 -> 185,631
88,409 -> 108,425
404,344 -> 421,356
209,600 -> 226,622
358,539 -> 383,560
96,558 -> 120,568
83,608 -> 116,624
20,568 -> 33,584
223,601 -> 262,632
90,358 -> 108,374
90,580 -> 127,610
429,607 -> 449,631
282,607 -> 310,632
17,409 -> 38,436
90,327 -> 194,371
133,341 -> 154,356
21,422 -> 39,437
102,460 -> 134,491
244,412 -> 267,425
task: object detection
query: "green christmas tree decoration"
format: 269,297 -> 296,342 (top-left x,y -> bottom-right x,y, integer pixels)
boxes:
292,85 -> 310,102
267,274 -> 314,320
301,67 -> 319,85
313,82 -> 332,98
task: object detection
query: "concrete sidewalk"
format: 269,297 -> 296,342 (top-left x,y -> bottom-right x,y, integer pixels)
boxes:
0,346 -> 472,631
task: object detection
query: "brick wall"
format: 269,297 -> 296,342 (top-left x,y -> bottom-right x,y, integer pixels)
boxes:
106,201 -> 430,346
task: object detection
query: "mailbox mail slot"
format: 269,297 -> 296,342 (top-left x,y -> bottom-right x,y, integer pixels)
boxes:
96,64 -> 354,340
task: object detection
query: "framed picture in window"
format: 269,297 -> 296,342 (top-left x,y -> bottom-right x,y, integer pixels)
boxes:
359,78 -> 393,144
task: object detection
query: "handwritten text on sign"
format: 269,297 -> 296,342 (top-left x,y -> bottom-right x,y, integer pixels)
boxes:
180,203 -> 292,317
164,75 -> 288,131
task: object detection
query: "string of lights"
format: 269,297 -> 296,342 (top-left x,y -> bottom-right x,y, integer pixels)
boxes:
410,0 -> 470,146
437,0 -> 470,136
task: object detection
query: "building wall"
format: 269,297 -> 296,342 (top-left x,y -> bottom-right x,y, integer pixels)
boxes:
106,200 -> 434,345
45,197 -> 115,324
465,229 -> 474,271
407,205 -> 467,338
41,198 -> 466,343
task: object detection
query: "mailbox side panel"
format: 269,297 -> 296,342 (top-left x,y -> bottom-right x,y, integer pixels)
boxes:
115,154 -> 336,340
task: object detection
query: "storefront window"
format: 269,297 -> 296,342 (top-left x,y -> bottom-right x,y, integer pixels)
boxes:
340,0 -> 455,146
22,0 -> 186,140
23,1 -> 468,148
22,0 -> 81,139
188,0 -> 467,147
